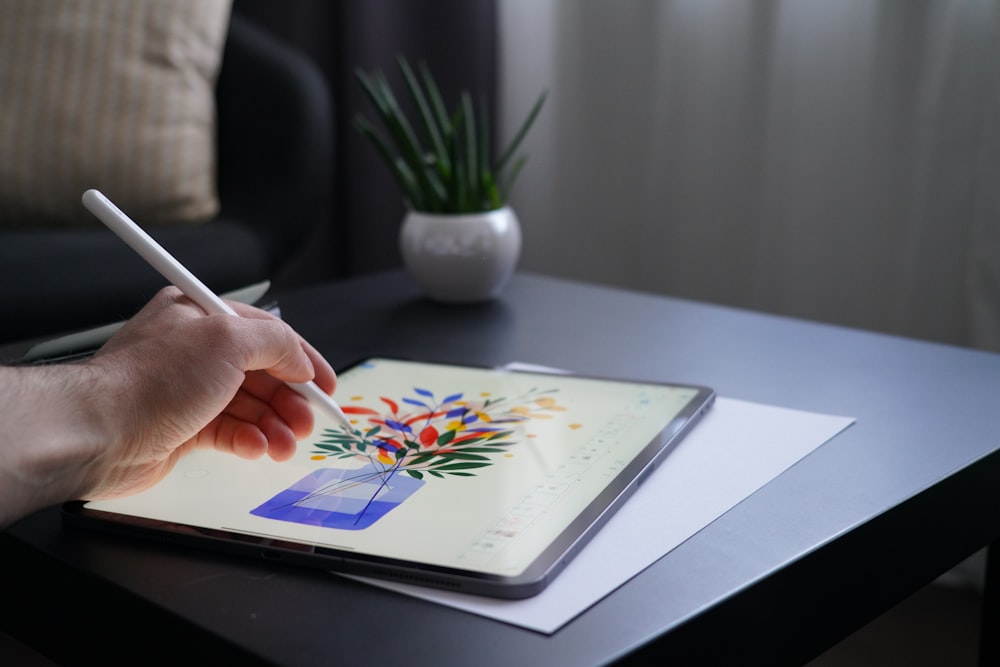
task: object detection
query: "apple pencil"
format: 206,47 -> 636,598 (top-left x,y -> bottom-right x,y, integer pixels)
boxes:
81,189 -> 353,431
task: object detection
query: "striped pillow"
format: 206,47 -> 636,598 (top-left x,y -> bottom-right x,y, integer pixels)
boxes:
0,0 -> 231,227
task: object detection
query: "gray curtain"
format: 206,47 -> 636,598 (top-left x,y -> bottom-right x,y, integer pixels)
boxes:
500,0 -> 1000,350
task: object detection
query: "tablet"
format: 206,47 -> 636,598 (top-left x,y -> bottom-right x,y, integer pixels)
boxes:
63,357 -> 715,599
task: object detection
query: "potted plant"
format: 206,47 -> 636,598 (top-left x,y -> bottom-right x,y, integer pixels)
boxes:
355,57 -> 546,302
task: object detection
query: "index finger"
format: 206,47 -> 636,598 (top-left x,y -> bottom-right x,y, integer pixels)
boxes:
227,300 -> 337,396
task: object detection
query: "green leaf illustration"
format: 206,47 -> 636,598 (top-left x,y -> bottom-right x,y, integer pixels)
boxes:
431,461 -> 493,471
431,452 -> 491,462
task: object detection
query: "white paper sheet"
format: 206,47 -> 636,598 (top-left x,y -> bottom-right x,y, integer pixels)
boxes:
341,396 -> 855,634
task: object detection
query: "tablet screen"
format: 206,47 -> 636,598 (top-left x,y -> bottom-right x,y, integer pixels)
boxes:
73,358 -> 714,597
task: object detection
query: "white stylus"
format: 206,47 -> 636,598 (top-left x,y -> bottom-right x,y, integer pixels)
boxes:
81,189 -> 353,431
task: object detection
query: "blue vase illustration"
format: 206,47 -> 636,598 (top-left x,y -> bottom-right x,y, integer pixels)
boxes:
250,463 -> 424,530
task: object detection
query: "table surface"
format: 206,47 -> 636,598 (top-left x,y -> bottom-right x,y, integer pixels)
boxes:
4,270 -> 1000,666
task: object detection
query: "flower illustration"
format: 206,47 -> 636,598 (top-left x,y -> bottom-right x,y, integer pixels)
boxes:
252,385 -> 571,530
310,386 -> 566,480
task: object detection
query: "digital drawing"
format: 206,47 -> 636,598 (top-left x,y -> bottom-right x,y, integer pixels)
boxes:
251,385 -> 569,530
249,464 -> 426,530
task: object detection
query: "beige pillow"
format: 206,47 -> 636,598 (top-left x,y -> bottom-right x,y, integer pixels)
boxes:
0,0 -> 231,227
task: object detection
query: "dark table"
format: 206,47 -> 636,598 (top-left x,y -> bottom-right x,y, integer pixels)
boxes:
3,270 -> 999,666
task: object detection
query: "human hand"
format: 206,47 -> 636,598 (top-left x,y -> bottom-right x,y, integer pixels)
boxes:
81,287 -> 337,499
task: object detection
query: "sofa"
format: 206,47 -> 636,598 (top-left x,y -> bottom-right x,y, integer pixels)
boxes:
0,7 -> 332,344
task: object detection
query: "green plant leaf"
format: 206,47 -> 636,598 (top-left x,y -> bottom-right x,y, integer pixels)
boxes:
499,155 -> 528,204
495,91 -> 547,175
407,470 -> 424,480
354,60 -> 545,213
379,72 -> 450,210
399,57 -> 450,179
355,68 -> 392,118
449,104 -> 468,210
461,92 -> 479,209
477,95 -> 498,208
354,117 -> 424,208
360,68 -> 442,210
419,61 -> 453,138
481,171 -> 501,211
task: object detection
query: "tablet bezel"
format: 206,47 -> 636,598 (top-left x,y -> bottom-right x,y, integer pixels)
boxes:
62,357 -> 715,599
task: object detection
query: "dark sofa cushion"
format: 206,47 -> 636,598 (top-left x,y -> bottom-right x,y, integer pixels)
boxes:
0,218 -> 268,343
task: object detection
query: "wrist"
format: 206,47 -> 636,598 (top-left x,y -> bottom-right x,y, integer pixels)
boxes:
0,364 -> 113,524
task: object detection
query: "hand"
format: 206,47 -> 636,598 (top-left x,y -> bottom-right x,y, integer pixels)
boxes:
81,287 -> 337,498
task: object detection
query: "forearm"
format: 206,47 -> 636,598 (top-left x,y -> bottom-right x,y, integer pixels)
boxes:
0,364 -> 110,528
0,289 -> 335,528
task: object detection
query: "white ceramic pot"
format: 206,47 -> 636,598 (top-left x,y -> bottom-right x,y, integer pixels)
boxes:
399,206 -> 522,303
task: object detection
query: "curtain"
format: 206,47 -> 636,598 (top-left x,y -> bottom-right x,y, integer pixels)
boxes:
499,0 -> 1000,349
232,0 -> 498,282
